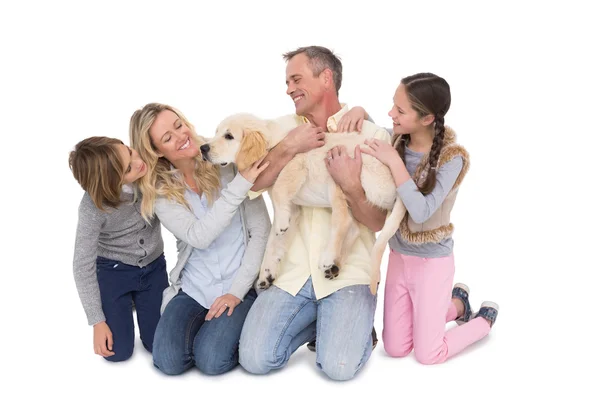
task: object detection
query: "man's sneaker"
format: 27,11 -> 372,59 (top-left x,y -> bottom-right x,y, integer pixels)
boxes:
473,301 -> 499,327
307,327 -> 378,352
371,327 -> 378,349
452,283 -> 472,325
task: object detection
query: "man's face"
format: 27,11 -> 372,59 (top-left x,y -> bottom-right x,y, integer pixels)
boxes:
285,53 -> 326,116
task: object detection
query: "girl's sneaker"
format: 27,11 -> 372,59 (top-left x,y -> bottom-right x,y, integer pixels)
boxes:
452,283 -> 472,325
473,301 -> 499,327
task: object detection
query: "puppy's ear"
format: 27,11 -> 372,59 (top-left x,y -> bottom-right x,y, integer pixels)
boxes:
236,129 -> 268,171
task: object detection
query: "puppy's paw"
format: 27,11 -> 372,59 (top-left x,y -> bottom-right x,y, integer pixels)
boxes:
257,264 -> 277,290
318,250 -> 339,278
323,264 -> 340,280
257,273 -> 275,290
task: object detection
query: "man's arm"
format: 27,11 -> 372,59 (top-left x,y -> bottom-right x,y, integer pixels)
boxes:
251,142 -> 295,191
344,185 -> 387,232
325,145 -> 387,232
252,123 -> 326,192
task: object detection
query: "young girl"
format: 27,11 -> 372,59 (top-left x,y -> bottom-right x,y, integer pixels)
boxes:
69,136 -> 168,362
129,103 -> 271,376
339,73 -> 499,364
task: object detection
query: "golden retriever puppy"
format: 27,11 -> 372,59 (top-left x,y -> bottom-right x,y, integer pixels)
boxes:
201,113 -> 406,294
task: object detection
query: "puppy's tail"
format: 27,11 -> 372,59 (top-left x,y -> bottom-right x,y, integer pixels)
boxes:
370,197 -> 406,295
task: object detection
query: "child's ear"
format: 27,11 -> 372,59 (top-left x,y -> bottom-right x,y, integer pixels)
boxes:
421,114 -> 435,127
236,129 -> 268,171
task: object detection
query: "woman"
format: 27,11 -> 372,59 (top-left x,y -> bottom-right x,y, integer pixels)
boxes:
129,103 -> 271,375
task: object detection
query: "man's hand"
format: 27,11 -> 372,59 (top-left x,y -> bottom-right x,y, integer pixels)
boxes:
325,145 -> 363,196
205,293 -> 242,321
93,321 -> 115,357
282,124 -> 326,155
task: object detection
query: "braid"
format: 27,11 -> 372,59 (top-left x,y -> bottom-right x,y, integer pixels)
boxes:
394,133 -> 410,164
419,115 -> 446,195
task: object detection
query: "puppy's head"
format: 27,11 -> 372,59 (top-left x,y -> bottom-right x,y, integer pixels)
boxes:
202,113 -> 270,171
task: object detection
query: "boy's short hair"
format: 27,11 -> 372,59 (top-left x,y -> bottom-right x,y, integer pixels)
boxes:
69,136 -> 126,211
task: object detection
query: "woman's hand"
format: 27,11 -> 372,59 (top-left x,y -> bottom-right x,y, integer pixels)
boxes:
239,155 -> 270,183
205,293 -> 242,321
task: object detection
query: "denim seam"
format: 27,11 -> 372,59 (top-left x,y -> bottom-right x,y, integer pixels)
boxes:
185,310 -> 207,359
271,299 -> 314,363
315,285 -> 376,372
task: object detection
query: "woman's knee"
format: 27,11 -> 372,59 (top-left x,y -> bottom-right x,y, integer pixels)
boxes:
152,350 -> 190,375
152,333 -> 191,375
195,353 -> 237,376
193,339 -> 238,375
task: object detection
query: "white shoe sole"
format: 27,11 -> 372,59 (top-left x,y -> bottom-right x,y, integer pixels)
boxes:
454,283 -> 470,295
481,301 -> 499,311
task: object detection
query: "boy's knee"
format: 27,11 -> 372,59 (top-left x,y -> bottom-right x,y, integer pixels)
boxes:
104,347 -> 133,363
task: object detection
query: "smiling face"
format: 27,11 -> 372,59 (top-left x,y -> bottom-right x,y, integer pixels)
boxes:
116,143 -> 147,184
388,84 -> 430,135
285,53 -> 327,117
148,110 -> 198,163
202,113 -> 269,171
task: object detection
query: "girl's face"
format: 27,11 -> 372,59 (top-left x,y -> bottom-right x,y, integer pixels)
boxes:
117,144 -> 147,184
388,84 -> 428,135
149,110 -> 198,163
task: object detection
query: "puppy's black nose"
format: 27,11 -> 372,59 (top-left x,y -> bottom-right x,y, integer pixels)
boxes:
200,144 -> 210,153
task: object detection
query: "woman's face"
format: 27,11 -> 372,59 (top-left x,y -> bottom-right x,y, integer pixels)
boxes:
116,144 -> 147,184
149,110 -> 198,163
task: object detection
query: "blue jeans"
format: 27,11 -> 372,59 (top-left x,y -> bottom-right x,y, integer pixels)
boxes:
96,253 -> 168,362
152,289 -> 257,376
239,277 -> 377,381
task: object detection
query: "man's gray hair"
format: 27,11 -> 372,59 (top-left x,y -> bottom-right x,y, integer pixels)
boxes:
283,46 -> 343,96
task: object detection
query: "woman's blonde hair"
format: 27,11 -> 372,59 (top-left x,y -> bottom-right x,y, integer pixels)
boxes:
129,103 -> 221,220
69,136 -> 127,211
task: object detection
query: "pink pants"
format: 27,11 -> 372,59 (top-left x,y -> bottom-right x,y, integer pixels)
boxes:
382,250 -> 491,364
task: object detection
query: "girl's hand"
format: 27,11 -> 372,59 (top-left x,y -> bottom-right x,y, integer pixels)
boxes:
93,321 -> 115,357
337,106 -> 367,133
239,155 -> 270,183
360,138 -> 402,168
206,293 -> 242,321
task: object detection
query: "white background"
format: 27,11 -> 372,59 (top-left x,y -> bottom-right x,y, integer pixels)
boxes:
1,0 -> 598,398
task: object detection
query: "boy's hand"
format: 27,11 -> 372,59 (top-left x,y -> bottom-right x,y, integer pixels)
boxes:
93,321 -> 115,357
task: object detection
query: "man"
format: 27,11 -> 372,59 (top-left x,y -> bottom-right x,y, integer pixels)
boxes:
238,46 -> 390,381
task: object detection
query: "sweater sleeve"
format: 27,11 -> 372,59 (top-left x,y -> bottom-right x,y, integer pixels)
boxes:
396,156 -> 463,224
228,194 -> 271,300
72,194 -> 106,326
154,173 -> 254,249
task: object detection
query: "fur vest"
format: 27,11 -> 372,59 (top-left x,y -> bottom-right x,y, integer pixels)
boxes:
393,127 -> 470,244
